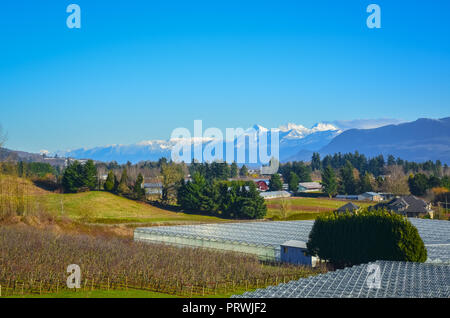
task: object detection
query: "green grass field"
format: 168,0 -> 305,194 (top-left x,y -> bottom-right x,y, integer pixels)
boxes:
266,196 -> 375,220
42,191 -> 226,225
6,289 -> 179,298
5,288 -> 254,298
41,190 -> 376,224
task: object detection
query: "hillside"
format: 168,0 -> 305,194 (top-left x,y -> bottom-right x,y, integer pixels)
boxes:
315,117 -> 450,163
42,191 -> 226,225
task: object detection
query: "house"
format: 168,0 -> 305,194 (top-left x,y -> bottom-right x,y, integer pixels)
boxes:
280,240 -> 319,267
378,193 -> 395,201
297,182 -> 322,193
260,191 -> 291,199
336,202 -> 360,214
336,192 -> 384,201
255,180 -> 269,191
336,194 -> 365,201
373,195 -> 433,218
360,192 -> 384,202
143,182 -> 163,195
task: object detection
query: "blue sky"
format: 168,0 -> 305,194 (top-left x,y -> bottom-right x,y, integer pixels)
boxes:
1,0 -> 449,153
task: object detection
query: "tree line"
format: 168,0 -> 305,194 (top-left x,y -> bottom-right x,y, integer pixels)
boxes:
313,152 -> 450,198
177,173 -> 266,219
313,152 -> 447,177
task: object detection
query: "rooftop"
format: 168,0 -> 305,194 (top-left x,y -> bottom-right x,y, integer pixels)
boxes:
232,261 -> 450,298
337,202 -> 360,212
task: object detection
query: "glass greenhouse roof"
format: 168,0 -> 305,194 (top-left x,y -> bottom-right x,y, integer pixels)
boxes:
135,218 -> 450,262
232,261 -> 450,298
135,221 -> 315,248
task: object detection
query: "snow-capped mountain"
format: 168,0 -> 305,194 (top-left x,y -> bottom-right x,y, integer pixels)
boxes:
56,122 -> 342,164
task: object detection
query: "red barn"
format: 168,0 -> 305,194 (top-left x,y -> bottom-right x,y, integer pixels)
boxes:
255,180 -> 269,191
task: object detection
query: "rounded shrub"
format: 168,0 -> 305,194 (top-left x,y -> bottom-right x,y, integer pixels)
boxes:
306,209 -> 427,267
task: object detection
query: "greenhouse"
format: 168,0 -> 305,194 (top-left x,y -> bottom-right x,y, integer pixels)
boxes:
232,261 -> 450,298
134,221 -> 314,261
134,218 -> 450,263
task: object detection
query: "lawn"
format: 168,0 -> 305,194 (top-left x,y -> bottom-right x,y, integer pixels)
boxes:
266,196 -> 375,220
42,191 -> 226,225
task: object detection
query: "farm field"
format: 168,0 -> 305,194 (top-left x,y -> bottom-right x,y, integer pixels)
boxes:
0,226 -> 325,299
266,196 -> 376,220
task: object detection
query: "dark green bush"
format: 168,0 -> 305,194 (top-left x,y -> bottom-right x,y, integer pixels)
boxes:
306,209 -> 427,267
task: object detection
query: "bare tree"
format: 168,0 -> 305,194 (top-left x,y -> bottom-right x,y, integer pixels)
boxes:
382,165 -> 410,195
279,198 -> 290,220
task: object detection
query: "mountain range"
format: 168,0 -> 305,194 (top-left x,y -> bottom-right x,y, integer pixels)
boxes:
55,122 -> 343,165
5,117 -> 449,165
318,117 -> 450,164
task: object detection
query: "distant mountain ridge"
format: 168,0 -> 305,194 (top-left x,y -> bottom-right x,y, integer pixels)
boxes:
56,122 -> 342,164
316,117 -> 450,164
0,147 -> 67,167
6,117 -> 449,165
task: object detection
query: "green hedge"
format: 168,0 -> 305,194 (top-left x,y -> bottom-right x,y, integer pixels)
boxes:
306,209 -> 427,267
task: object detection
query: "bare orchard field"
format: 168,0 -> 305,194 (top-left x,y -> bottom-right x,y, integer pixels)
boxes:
266,196 -> 375,220
0,226 -> 326,298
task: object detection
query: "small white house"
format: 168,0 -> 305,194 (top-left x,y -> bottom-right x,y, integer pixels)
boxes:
260,191 -> 291,199
143,182 -> 163,195
298,182 -> 322,192
280,240 -> 318,267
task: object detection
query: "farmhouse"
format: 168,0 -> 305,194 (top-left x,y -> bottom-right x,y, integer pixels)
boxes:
373,195 -> 433,218
298,182 -> 322,193
360,192 -> 384,201
143,182 -> 163,195
254,180 -> 269,191
336,202 -> 360,214
336,194 -> 364,201
336,192 -> 384,201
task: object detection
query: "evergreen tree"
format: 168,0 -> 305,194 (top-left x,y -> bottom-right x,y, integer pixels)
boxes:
288,172 -> 300,193
428,175 -> 441,189
311,152 -> 321,171
340,161 -> 357,195
269,173 -> 283,191
82,160 -> 98,190
133,173 -> 145,200
117,168 -> 130,194
408,173 -> 429,196
230,162 -> 239,178
239,165 -> 248,177
387,155 -> 396,166
307,209 -> 427,267
360,172 -> 373,193
322,165 -> 338,198
62,161 -> 85,193
104,171 -> 115,192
